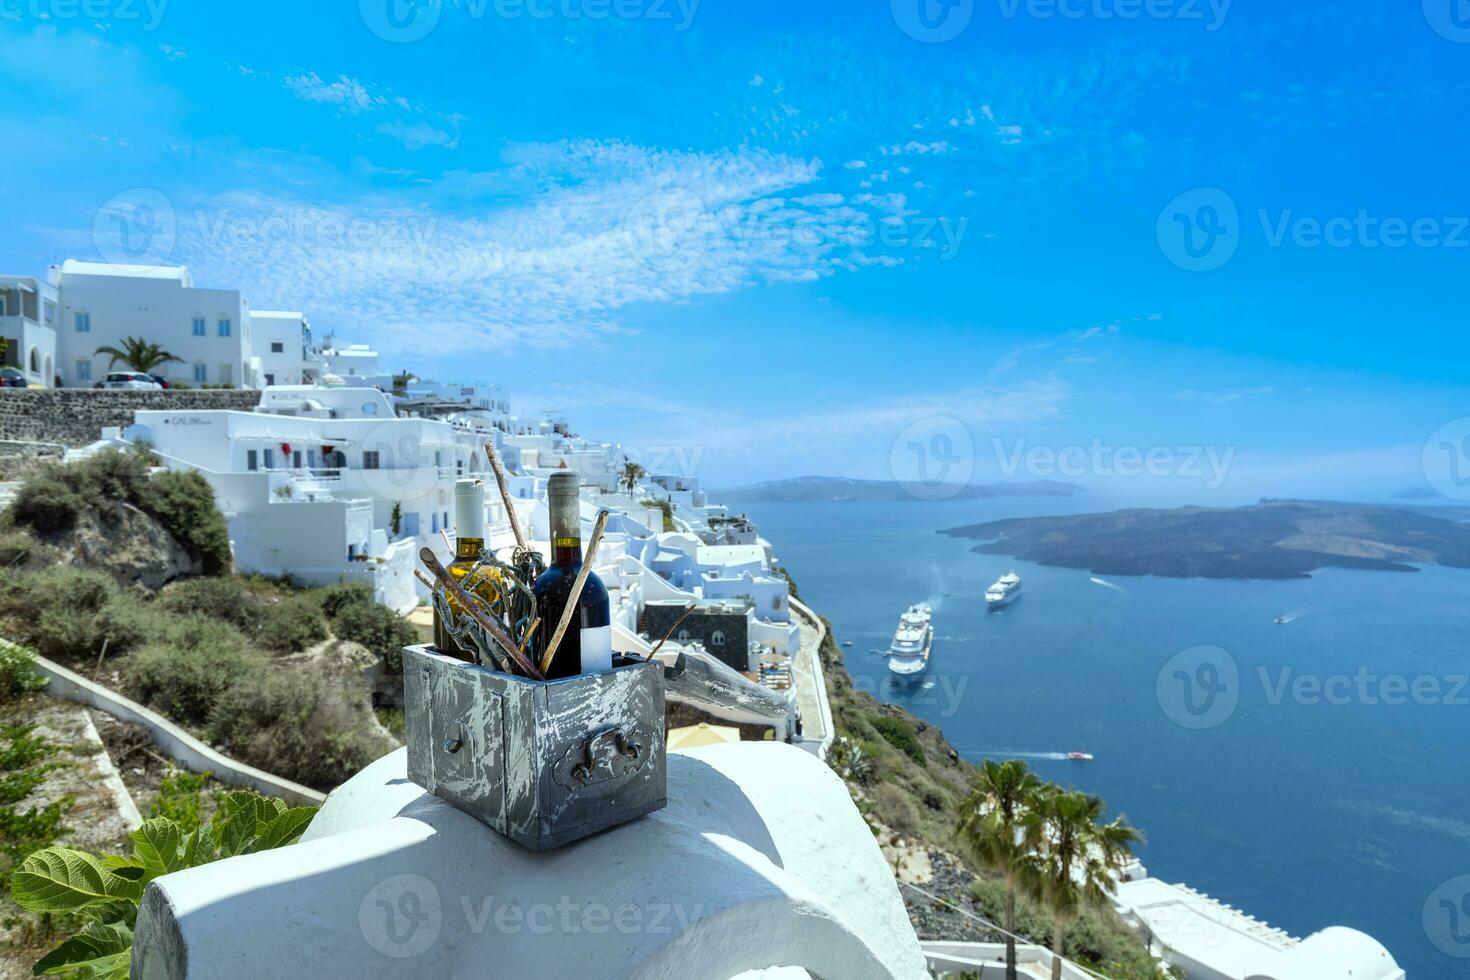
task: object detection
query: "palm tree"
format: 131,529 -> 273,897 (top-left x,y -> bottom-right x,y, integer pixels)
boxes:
958,759 -> 1042,980
93,336 -> 182,375
620,459 -> 646,493
1022,788 -> 1144,980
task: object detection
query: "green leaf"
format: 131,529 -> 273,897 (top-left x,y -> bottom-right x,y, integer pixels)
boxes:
33,920 -> 132,978
181,827 -> 216,868
129,818 -> 184,879
11,849 -> 142,914
250,807 -> 317,853
210,800 -> 256,859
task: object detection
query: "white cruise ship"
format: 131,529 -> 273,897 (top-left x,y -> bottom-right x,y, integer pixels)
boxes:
887,604 -> 933,682
985,571 -> 1022,610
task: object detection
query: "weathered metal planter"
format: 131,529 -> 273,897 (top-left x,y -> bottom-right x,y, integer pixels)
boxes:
403,644 -> 667,850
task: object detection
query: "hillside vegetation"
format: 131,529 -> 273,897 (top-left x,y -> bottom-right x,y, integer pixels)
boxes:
0,451 -> 412,790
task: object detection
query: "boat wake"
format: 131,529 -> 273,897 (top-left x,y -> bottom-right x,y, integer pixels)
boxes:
963,747 -> 1075,762
1089,576 -> 1125,593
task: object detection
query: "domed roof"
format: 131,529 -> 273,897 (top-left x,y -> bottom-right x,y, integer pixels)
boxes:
1249,926 -> 1403,980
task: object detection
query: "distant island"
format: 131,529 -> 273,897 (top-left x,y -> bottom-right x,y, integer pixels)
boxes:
718,475 -> 1084,503
941,499 -> 1470,579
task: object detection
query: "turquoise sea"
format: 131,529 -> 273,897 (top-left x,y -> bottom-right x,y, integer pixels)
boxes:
739,496 -> 1470,980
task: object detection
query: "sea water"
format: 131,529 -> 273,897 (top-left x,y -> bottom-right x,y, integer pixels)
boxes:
740,496 -> 1470,979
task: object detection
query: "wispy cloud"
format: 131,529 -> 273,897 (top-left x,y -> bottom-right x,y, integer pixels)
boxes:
111,140 -> 944,356
283,72 -> 375,112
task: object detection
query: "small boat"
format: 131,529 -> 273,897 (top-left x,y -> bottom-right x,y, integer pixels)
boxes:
1274,615 -> 1288,625
841,640 -> 854,648
1067,752 -> 1094,762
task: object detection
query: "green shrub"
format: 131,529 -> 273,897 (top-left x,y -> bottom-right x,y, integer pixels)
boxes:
0,529 -> 36,567
7,473 -> 86,534
317,581 -> 376,620
158,577 -> 261,633
93,593 -> 157,655
0,643 -> 46,698
870,714 -> 927,768
0,567 -> 120,660
208,671 -> 393,788
141,470 -> 232,574
329,600 -> 415,673
253,595 -> 329,653
122,624 -> 264,724
5,452 -> 231,574
149,767 -> 212,832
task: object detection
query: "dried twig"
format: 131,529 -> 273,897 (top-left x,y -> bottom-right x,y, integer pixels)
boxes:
419,547 -> 545,681
537,509 -> 610,676
483,439 -> 528,551
647,602 -> 698,660
414,568 -> 436,591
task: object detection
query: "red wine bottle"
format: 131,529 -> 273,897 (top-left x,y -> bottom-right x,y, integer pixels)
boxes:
534,471 -> 611,679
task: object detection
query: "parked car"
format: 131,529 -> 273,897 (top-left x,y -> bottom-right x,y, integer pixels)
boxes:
148,374 -> 172,390
99,371 -> 163,390
0,368 -> 29,388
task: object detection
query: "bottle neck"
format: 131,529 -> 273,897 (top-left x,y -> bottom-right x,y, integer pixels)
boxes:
454,536 -> 484,561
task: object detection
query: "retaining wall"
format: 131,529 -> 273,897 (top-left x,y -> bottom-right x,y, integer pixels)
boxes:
0,389 -> 259,445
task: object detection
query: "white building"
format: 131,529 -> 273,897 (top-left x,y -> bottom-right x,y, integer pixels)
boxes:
317,335 -> 389,388
250,311 -> 319,387
119,386 -> 522,610
0,275 -> 58,386
1113,877 -> 1405,980
48,260 -> 258,389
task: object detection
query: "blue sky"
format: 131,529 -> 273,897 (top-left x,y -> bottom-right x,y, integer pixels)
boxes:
3,0 -> 1468,497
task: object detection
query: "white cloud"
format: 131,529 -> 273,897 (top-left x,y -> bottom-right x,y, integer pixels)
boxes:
151,140 -> 923,356
844,159 -> 867,169
283,72 -> 376,113
749,74 -> 764,87
377,121 -> 459,150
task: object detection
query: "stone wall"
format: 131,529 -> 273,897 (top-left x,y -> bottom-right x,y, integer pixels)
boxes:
0,389 -> 259,446
643,601 -> 751,672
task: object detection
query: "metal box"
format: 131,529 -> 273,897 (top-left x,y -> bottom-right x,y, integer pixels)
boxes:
403,644 -> 667,850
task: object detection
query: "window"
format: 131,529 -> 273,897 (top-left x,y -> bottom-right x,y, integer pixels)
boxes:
43,300 -> 55,326
677,629 -> 691,643
217,318 -> 231,337
75,312 -> 90,333
711,630 -> 726,647
192,317 -> 206,337
263,449 -> 275,469
264,373 -> 275,386
270,341 -> 284,353
402,512 -> 420,537
292,451 -> 302,468
218,364 -> 232,385
193,363 -> 207,383
247,450 -> 259,472
431,512 -> 439,534
76,360 -> 92,382
362,451 -> 380,470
